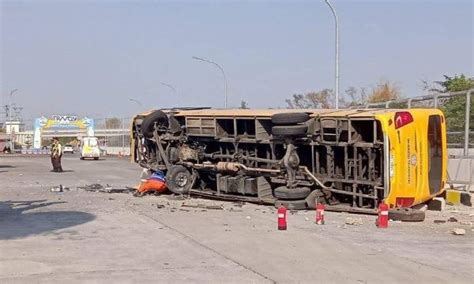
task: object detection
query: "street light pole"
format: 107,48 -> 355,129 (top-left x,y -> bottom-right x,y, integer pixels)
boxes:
129,98 -> 142,107
325,0 -> 339,109
161,82 -> 177,95
192,56 -> 228,108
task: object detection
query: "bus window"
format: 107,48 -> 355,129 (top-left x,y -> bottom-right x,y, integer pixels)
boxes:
428,115 -> 443,195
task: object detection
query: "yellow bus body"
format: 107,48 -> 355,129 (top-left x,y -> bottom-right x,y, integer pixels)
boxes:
375,109 -> 447,207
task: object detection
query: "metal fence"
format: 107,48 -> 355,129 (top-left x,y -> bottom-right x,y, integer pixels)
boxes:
93,117 -> 132,155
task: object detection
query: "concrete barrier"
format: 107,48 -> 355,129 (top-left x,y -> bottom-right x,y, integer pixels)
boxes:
103,147 -> 131,156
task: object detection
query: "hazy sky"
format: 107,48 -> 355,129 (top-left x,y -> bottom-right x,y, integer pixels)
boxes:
1,0 -> 473,122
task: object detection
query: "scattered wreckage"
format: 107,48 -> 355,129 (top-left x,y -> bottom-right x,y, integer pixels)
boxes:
130,107 -> 447,219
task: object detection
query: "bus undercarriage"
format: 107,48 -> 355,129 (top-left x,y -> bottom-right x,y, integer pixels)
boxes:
132,110 -> 386,213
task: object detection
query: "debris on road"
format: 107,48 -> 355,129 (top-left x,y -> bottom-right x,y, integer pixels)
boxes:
181,203 -> 224,210
345,217 -> 364,226
232,201 -> 245,208
77,183 -> 134,194
50,185 -> 63,192
50,184 -> 69,192
452,228 -> 466,235
412,204 -> 428,212
109,188 -> 135,193
428,197 -> 446,211
434,220 -> 447,224
448,216 -> 458,222
78,183 -> 106,192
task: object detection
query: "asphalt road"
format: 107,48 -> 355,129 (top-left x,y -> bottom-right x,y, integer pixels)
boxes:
1,155 -> 473,283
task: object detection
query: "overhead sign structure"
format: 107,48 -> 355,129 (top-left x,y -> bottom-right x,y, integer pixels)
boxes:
33,115 -> 94,148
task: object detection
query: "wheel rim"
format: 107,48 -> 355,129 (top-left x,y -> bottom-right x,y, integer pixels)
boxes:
175,172 -> 189,187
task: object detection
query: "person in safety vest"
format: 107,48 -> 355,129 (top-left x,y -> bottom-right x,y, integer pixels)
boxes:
50,137 -> 63,172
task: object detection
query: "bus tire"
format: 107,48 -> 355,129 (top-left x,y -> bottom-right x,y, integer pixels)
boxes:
271,112 -> 309,125
274,186 -> 311,200
272,125 -> 308,136
166,165 -> 193,195
388,208 -> 425,222
274,199 -> 307,210
141,110 -> 169,138
305,190 -> 325,209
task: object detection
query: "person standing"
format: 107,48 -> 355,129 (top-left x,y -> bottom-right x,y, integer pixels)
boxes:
50,137 -> 63,172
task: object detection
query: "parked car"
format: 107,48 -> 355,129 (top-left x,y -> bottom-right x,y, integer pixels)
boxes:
63,144 -> 74,154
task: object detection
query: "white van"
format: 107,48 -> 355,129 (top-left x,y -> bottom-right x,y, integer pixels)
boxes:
80,136 -> 100,160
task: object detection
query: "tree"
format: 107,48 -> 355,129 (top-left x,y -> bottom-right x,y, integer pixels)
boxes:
285,89 -> 334,109
434,75 -> 474,133
105,117 -> 122,129
366,80 -> 401,103
284,80 -> 401,109
431,75 -> 474,93
239,100 -> 249,109
340,87 -> 367,108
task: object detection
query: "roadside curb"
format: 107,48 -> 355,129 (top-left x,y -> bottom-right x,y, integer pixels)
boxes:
445,189 -> 472,206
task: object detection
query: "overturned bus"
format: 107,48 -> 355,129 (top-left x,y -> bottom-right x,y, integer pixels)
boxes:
131,108 -> 446,214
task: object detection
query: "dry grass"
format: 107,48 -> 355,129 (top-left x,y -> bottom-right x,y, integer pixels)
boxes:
367,80 -> 401,103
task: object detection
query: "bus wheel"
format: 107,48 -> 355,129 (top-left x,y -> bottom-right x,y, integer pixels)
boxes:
274,199 -> 308,210
388,208 -> 425,222
305,190 -> 325,209
141,110 -> 169,138
274,186 -> 311,200
271,112 -> 309,125
166,165 -> 193,195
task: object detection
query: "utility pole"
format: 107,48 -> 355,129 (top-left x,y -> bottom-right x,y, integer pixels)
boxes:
8,89 -> 19,152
